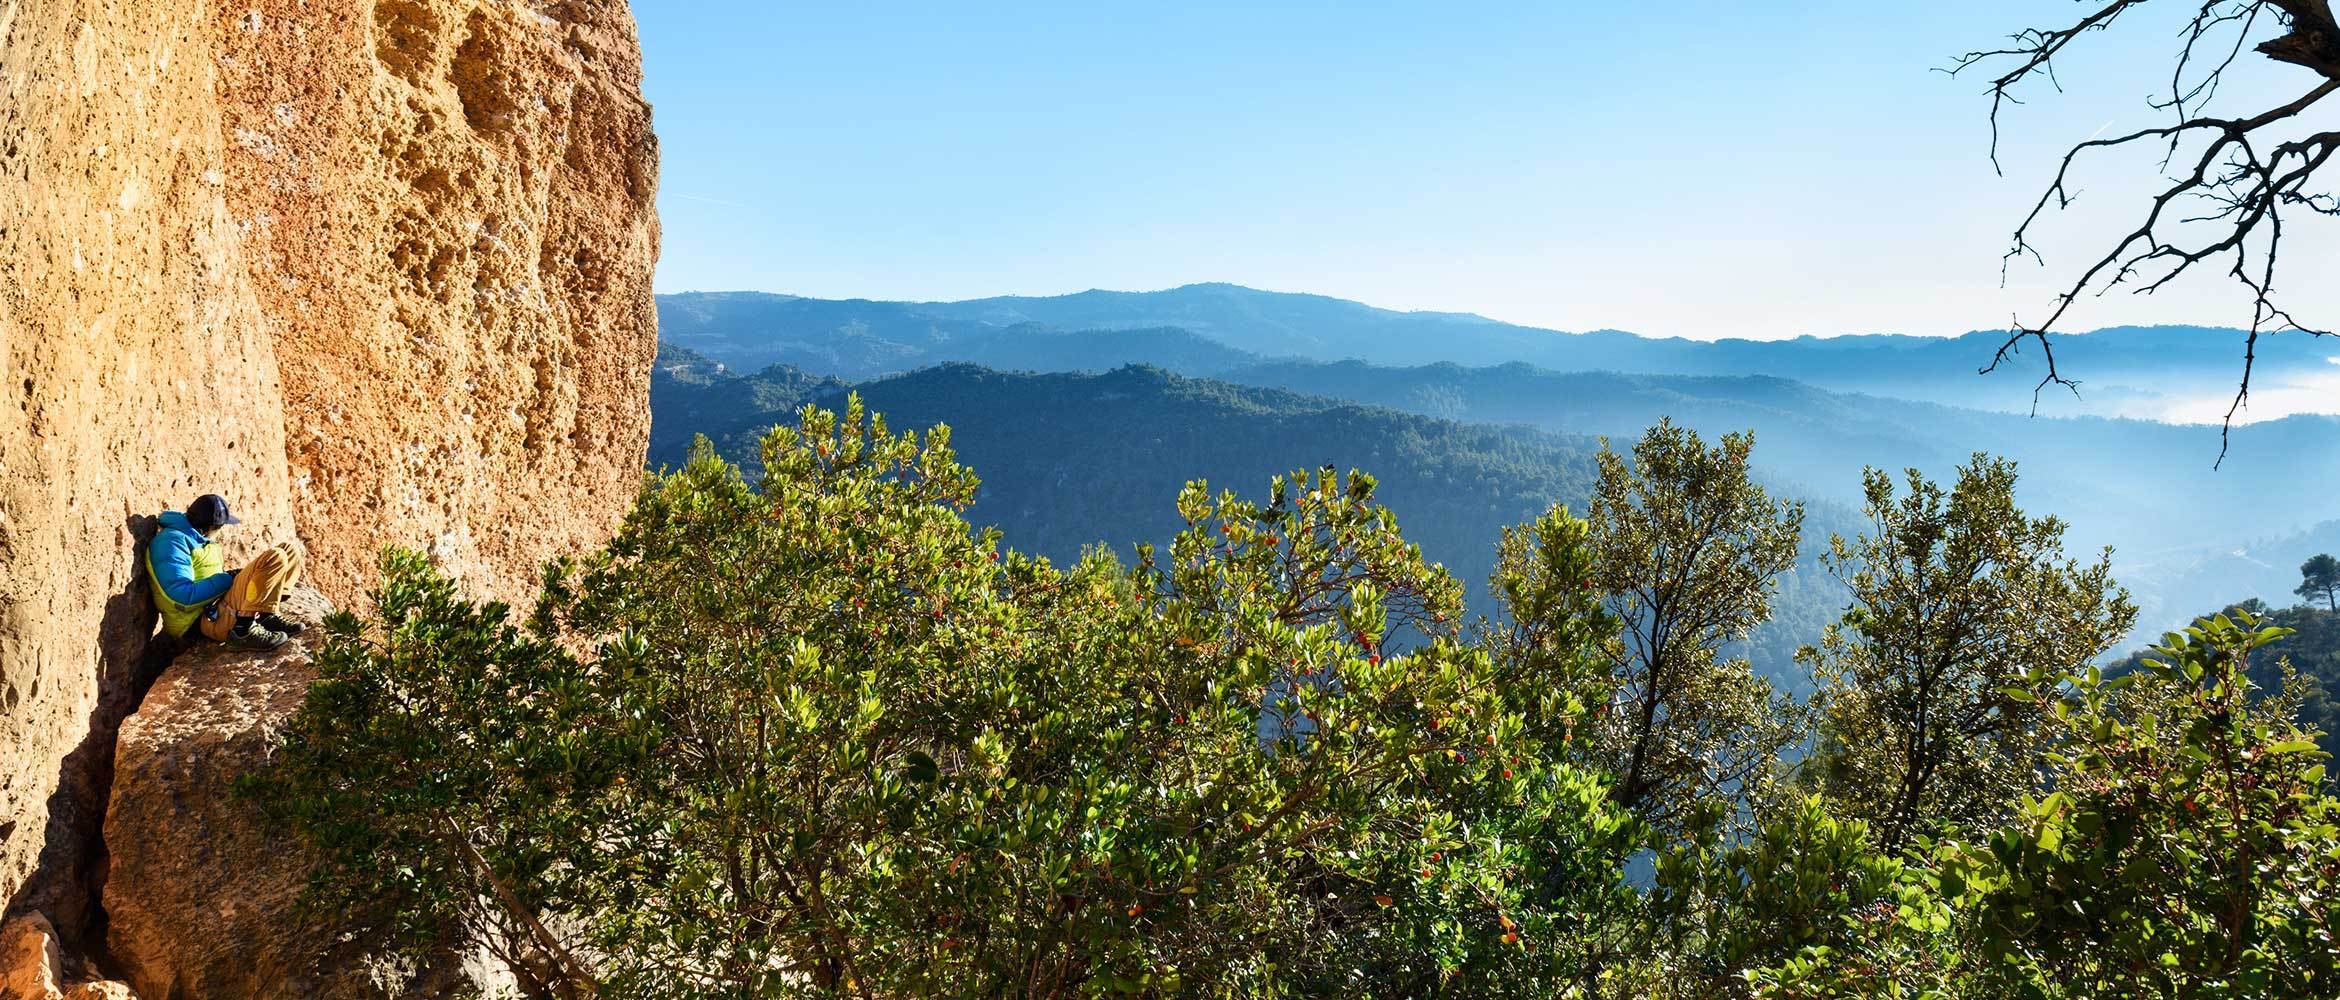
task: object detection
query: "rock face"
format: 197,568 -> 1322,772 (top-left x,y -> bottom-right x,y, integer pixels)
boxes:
0,0 -> 657,952
0,0 -> 303,940
102,590 -> 505,999
212,0 -> 660,604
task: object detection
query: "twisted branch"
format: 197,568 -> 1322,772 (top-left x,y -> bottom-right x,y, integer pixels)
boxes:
1951,1 -> 2340,463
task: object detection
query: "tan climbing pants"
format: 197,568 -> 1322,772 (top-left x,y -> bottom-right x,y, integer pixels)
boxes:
199,543 -> 303,641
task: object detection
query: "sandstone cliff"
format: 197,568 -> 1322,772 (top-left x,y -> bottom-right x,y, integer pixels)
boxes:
0,0 -> 658,964
213,0 -> 659,605
0,0 -> 303,942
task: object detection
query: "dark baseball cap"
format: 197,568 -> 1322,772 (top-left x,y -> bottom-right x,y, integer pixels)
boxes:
187,494 -> 242,531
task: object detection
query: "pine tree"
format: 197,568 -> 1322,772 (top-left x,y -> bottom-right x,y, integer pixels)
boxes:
2298,553 -> 2340,612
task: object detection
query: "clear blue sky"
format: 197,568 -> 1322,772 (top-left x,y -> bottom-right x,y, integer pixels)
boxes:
634,1 -> 2339,341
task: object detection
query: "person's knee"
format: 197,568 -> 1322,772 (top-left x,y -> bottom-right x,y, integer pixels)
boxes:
252,545 -> 291,574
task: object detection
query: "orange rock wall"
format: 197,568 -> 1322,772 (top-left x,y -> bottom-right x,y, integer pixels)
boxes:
214,0 -> 658,603
0,0 -> 302,919
0,0 -> 657,928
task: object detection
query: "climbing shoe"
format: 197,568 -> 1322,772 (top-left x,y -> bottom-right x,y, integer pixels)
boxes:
256,612 -> 305,637
228,616 -> 290,651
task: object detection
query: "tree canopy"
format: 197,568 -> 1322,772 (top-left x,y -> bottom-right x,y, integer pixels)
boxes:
1802,457 -> 2136,847
248,400 -> 2340,998
2300,552 -> 2340,611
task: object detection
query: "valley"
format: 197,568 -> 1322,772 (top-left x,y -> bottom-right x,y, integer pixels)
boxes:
650,286 -> 2340,660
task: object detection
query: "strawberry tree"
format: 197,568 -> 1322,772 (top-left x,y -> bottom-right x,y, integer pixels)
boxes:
258,401 -> 1645,998
1937,611 -> 2340,997
1750,611 -> 2340,999
245,548 -> 620,999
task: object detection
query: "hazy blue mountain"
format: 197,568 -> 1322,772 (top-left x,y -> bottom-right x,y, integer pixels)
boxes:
655,292 -> 991,378
657,292 -> 1270,381
1203,359 -> 2340,638
651,284 -> 2338,649
649,332 -> 2339,648
909,283 -> 1522,366
946,326 -> 1262,376
2132,521 -> 2340,638
657,285 -> 2340,421
1214,361 -> 2340,551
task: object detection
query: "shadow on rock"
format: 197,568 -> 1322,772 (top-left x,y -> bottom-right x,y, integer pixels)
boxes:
5,515 -> 178,966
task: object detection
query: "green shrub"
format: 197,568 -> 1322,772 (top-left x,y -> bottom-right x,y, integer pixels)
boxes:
1944,611 -> 2340,997
1754,612 -> 2340,999
250,400 -> 2340,1000
255,399 -> 1644,998
244,548 -> 621,998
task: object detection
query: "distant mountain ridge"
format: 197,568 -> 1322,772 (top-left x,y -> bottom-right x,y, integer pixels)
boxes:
650,282 -> 2340,657
657,284 -> 2340,421
1213,360 -> 2340,554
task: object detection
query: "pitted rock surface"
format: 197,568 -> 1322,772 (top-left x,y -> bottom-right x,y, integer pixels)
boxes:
0,0 -> 657,943
0,0 -> 302,934
212,0 -> 660,607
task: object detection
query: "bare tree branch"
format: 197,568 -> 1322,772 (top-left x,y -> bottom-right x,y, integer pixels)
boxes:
1951,1 -> 2340,463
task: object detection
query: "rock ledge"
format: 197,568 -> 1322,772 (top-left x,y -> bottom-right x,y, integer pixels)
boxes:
102,590 -> 501,1000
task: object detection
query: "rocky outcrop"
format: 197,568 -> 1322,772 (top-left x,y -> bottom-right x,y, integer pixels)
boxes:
0,0 -> 657,956
102,590 -> 505,999
0,915 -> 132,1000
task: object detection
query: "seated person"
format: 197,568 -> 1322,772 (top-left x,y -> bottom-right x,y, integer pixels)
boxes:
148,493 -> 305,650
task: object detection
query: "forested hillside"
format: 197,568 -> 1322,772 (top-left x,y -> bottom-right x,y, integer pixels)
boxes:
648,342 -> 847,458
261,393 -> 2340,998
653,301 -> 2340,646
650,359 -> 1854,684
653,360 -> 1602,590
1214,362 -> 2340,567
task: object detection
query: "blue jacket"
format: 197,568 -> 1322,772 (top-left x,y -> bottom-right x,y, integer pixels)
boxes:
149,511 -> 232,635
